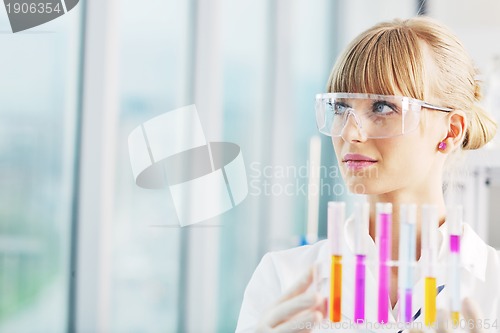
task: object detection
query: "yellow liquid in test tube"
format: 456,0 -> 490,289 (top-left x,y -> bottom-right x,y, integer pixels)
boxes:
330,255 -> 342,322
424,277 -> 437,326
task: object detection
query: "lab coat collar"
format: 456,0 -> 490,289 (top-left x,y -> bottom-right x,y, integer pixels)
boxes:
460,223 -> 488,281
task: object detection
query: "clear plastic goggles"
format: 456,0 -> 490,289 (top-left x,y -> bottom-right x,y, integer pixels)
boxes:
315,93 -> 453,139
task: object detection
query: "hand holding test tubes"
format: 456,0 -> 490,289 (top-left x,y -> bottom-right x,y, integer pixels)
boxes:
255,266 -> 327,332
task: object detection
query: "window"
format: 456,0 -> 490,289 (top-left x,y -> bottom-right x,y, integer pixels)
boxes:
0,6 -> 83,333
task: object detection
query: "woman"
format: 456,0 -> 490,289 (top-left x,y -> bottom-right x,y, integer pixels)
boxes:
236,17 -> 500,332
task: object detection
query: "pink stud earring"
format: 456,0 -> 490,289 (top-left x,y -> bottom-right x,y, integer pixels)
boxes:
438,141 -> 447,150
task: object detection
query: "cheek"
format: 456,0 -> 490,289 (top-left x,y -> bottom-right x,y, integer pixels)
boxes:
378,135 -> 435,182
332,138 -> 343,161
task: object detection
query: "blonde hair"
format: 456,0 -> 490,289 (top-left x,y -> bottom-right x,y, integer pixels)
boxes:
327,16 -> 497,150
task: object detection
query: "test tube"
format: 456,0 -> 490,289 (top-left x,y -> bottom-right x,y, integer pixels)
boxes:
422,204 -> 439,326
354,202 -> 369,323
398,204 -> 417,323
376,203 -> 392,324
328,201 -> 345,322
447,205 -> 462,325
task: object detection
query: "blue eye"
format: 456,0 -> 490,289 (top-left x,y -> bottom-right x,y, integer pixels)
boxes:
372,101 -> 397,114
329,102 -> 349,115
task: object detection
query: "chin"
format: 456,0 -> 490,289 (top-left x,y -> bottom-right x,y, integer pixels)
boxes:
345,178 -> 387,195
341,166 -> 385,195
347,183 -> 371,195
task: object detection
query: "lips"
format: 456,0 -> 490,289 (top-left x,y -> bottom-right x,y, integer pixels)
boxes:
342,153 -> 377,171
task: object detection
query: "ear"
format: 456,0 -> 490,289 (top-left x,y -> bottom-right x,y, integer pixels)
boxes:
439,111 -> 466,153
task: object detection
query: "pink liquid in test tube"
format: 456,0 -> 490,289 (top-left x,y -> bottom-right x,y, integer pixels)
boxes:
377,203 -> 392,324
448,205 -> 462,325
405,289 -> 412,322
354,254 -> 366,322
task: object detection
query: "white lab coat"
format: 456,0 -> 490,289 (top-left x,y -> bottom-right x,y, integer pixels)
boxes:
236,217 -> 500,332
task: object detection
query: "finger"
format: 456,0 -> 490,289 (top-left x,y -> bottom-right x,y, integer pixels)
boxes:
316,297 -> 328,318
435,309 -> 451,333
277,266 -> 315,303
462,298 -> 485,333
268,292 -> 322,328
273,309 -> 323,333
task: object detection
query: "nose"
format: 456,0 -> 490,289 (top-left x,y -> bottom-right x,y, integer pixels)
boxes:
340,109 -> 367,142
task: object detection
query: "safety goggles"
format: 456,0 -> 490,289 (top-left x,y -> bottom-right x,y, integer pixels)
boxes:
315,93 -> 453,139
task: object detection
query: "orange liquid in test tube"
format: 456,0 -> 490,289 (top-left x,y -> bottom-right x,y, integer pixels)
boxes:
330,255 -> 342,322
327,202 -> 345,323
